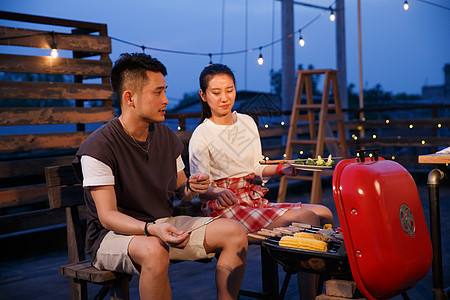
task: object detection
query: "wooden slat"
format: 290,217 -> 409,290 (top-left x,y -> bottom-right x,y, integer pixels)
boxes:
45,165 -> 84,209
45,165 -> 79,188
0,155 -> 74,179
0,107 -> 114,126
59,261 -> 131,283
0,54 -> 111,76
0,208 -> 66,235
0,184 -> 48,208
0,11 -> 107,32
0,81 -> 113,100
0,131 -> 92,154
0,26 -> 111,53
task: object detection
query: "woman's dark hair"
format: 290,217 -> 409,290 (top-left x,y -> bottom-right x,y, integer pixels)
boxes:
199,63 -> 236,123
110,53 -> 167,104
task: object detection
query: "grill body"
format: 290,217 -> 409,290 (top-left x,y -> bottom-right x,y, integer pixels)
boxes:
333,155 -> 432,299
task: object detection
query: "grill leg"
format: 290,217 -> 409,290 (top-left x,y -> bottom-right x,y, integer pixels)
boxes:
278,272 -> 292,300
427,169 -> 447,300
401,291 -> 410,300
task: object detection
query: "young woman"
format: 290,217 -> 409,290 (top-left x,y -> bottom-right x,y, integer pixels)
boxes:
189,63 -> 333,234
189,64 -> 333,299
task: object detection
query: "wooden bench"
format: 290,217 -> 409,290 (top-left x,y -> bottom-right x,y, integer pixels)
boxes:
45,164 -> 132,300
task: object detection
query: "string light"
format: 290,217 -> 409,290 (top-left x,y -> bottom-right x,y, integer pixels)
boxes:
421,140 -> 426,144
257,47 -> 264,65
264,124 -> 269,128
208,53 -> 213,65
385,119 -> 390,124
372,134 -> 377,139
280,121 -> 285,125
298,30 -> 305,47
329,8 -> 335,21
392,156 -> 396,160
299,150 -> 304,155
409,124 -> 413,129
438,123 -> 442,128
403,1 -> 409,10
50,31 -> 58,58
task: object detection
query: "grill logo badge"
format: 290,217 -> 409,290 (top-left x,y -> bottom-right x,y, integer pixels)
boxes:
399,204 -> 415,237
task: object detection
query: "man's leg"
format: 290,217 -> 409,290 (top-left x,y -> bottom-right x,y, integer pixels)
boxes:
204,218 -> 248,300
128,236 -> 171,300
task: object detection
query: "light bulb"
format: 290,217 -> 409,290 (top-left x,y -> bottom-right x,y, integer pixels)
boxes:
51,48 -> 58,58
403,1 -> 409,10
330,11 -> 335,22
258,54 -> 263,65
299,36 -> 305,47
50,31 -> 58,58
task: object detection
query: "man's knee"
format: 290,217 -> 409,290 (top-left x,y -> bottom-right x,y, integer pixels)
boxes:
206,219 -> 248,251
133,238 -> 170,273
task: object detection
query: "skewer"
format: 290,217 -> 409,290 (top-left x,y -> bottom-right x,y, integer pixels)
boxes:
260,157 -> 343,165
186,214 -> 223,234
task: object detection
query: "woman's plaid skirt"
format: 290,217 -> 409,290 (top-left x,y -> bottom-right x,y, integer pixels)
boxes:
201,173 -> 302,232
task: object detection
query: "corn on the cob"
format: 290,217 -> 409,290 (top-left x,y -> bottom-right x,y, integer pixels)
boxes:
279,236 -> 328,252
323,223 -> 333,230
294,231 -> 332,243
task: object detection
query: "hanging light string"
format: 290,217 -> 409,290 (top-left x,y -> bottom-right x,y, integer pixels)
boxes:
0,1 -> 336,62
109,2 -> 334,63
415,0 -> 450,11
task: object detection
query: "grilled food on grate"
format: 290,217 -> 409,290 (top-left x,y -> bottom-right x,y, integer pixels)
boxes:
279,236 -> 328,252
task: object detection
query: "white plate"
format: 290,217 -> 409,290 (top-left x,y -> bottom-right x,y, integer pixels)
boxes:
289,163 -> 333,172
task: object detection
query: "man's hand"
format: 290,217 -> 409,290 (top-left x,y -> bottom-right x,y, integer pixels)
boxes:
188,173 -> 210,194
151,222 -> 190,248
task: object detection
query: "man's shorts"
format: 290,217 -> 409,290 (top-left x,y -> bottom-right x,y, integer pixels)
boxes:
93,216 -> 215,275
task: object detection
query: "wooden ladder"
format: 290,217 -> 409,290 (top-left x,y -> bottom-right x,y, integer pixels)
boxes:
277,69 -> 348,204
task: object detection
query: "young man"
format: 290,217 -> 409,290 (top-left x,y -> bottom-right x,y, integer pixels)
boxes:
72,53 -> 247,300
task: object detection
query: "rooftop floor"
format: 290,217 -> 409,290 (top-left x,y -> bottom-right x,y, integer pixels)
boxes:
0,172 -> 448,299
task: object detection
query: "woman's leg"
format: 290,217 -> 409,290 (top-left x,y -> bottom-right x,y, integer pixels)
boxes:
265,208 -> 321,229
301,203 -> 334,226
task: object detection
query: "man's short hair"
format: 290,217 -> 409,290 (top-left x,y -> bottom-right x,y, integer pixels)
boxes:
110,53 -> 167,102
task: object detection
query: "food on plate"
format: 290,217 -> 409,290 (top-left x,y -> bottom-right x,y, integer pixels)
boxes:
279,236 -> 328,252
293,154 -> 335,167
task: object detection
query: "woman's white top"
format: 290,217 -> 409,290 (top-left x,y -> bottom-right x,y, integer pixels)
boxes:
189,112 -> 267,181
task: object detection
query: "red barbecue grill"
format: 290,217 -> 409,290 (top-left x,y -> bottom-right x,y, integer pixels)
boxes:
263,149 -> 433,299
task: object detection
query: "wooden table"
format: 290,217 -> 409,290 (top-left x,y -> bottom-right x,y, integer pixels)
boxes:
418,153 -> 449,300
418,153 -> 450,164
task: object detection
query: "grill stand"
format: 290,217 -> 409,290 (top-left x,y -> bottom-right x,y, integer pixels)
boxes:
427,168 -> 449,300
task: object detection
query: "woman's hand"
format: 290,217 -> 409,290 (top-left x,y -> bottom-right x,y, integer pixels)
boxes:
216,188 -> 239,207
279,163 -> 296,176
188,173 -> 210,194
